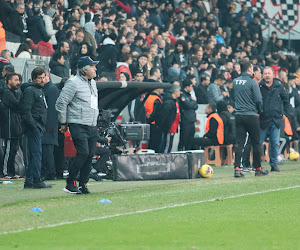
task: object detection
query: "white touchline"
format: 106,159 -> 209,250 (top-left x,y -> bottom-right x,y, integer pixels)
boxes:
1,185 -> 300,235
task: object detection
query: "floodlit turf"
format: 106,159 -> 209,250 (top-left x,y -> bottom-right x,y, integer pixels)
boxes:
0,161 -> 300,249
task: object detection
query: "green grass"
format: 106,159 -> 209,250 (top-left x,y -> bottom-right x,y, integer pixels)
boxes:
1,162 -> 300,249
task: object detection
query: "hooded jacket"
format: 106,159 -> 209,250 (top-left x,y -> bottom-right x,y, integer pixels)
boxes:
19,82 -> 48,132
97,37 -> 118,73
49,60 -> 68,78
0,85 -> 22,138
27,14 -> 50,44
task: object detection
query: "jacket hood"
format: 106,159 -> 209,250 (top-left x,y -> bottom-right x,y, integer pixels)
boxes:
103,37 -> 115,46
20,82 -> 42,92
84,22 -> 95,38
260,78 -> 281,88
27,15 -> 41,25
116,62 -> 128,68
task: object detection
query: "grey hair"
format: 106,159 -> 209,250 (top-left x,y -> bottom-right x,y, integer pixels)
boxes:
78,65 -> 91,76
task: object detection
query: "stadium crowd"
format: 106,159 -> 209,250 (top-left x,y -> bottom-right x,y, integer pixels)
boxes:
1,0 -> 300,190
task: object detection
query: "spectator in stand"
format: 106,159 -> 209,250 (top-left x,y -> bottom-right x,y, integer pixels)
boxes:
0,65 -> 15,88
83,21 -> 97,57
41,71 -> 59,180
20,67 -> 52,189
236,3 -> 253,25
57,41 -> 70,77
44,8 -> 58,46
130,53 -> 150,80
0,73 -> 23,180
96,32 -> 118,79
195,74 -> 210,104
27,4 -> 50,44
71,42 -> 93,75
49,52 -> 68,78
207,74 -> 227,104
167,39 -> 192,69
0,50 -> 12,80
115,53 -> 133,81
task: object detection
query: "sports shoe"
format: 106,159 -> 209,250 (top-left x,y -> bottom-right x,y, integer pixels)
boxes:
2,175 -> 12,180
24,180 -> 33,189
89,171 -> 103,181
234,170 -> 244,178
11,175 -> 25,180
32,180 -> 52,189
271,165 -> 280,172
64,181 -> 81,194
241,167 -> 250,173
78,183 -> 90,194
255,168 -> 269,176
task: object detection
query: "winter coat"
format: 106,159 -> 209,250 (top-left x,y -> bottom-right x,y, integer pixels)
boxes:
179,90 -> 198,123
83,22 -> 97,57
55,74 -> 99,127
259,78 -> 293,130
49,60 -> 68,78
42,81 -> 59,145
97,37 -> 118,73
27,14 -> 50,44
166,51 -> 192,69
43,14 -> 57,45
29,40 -> 55,57
19,83 -> 48,133
0,85 -> 22,139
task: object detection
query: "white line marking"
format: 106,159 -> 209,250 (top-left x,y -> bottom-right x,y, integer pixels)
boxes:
1,185 -> 299,235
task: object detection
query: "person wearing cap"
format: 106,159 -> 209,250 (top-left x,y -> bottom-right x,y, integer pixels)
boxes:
178,78 -> 198,151
259,66 -> 294,173
56,56 -> 99,194
233,60 -> 267,178
157,84 -> 181,153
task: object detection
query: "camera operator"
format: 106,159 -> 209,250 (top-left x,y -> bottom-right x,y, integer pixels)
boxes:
90,134 -> 112,181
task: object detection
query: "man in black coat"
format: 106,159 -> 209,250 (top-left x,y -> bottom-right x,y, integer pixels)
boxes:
19,67 -> 51,189
178,78 -> 198,151
158,84 -> 181,153
0,73 -> 22,179
259,66 -> 294,172
41,72 -> 59,180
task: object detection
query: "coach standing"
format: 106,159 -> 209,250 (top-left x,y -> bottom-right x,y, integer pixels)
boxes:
232,61 -> 268,178
259,66 -> 293,172
56,56 -> 99,194
20,67 -> 52,188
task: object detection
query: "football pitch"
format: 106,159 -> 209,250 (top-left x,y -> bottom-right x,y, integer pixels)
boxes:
1,162 -> 300,249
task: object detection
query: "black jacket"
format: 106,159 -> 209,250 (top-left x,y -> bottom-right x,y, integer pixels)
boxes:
27,14 -> 50,44
19,83 -> 48,132
96,44 -> 118,73
0,85 -> 22,139
179,90 -> 198,123
259,78 -> 293,130
42,81 -> 59,145
156,95 -> 178,133
49,60 -> 68,78
194,83 -> 209,104
166,51 -> 192,69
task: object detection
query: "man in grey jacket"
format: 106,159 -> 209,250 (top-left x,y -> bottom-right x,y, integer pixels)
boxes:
56,56 -> 99,194
207,74 -> 227,104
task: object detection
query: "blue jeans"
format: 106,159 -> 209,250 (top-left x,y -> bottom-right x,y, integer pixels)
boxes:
26,127 -> 43,181
260,122 -> 280,166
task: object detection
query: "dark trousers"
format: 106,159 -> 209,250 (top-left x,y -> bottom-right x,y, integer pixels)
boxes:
178,121 -> 195,151
2,138 -> 19,176
42,144 -> 56,178
54,132 -> 65,177
235,115 -> 261,168
148,124 -> 162,153
26,128 -> 43,181
192,137 -> 219,150
68,124 -> 97,185
94,146 -> 111,173
242,134 -> 252,168
160,132 -> 175,153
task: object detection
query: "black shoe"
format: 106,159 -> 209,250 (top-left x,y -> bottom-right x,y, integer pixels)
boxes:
234,170 -> 244,178
64,181 -> 81,194
78,183 -> 90,194
255,168 -> 269,176
89,171 -> 103,181
32,180 -> 52,189
271,165 -> 280,172
24,180 -> 33,189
